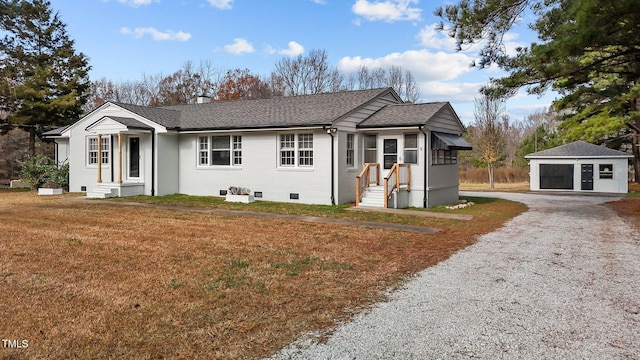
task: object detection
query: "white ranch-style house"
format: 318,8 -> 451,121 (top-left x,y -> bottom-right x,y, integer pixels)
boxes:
45,87 -> 472,208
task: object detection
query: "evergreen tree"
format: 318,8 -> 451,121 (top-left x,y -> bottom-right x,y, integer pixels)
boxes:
514,124 -> 561,167
0,0 -> 91,155
437,0 -> 640,182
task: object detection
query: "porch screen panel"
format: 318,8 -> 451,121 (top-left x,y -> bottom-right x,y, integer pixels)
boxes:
539,164 -> 574,189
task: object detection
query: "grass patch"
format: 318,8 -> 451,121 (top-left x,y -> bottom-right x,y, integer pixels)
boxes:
54,237 -> 82,245
0,191 -> 525,359
459,181 -> 530,192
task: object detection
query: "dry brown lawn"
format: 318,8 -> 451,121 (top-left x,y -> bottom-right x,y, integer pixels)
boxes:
0,191 -> 525,359
459,181 -> 531,192
606,182 -> 640,230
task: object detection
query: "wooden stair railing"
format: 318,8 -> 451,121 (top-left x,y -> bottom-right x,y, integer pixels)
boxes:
383,164 -> 411,208
355,163 -> 380,206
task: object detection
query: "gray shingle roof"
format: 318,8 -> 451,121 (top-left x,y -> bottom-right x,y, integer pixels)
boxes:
43,125 -> 71,137
103,116 -> 154,130
525,140 -> 633,158
358,102 -> 449,128
113,102 -> 181,129
160,88 -> 396,130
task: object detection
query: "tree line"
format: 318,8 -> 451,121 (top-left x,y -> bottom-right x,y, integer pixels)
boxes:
85,51 -> 422,110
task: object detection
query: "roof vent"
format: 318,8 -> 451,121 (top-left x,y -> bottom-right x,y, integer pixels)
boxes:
196,96 -> 210,104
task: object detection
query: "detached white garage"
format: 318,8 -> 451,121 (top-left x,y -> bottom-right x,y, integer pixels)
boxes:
526,141 -> 633,194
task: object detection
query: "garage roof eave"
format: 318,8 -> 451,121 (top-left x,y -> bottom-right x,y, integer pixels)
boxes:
525,155 -> 634,159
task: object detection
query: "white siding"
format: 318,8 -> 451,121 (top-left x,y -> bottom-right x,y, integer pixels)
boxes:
63,103 -> 165,194
55,139 -> 69,164
427,107 -> 465,134
156,134 -> 179,195
334,92 -> 402,129
178,129 -> 333,205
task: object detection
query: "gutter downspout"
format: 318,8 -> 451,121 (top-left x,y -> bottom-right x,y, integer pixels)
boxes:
151,128 -> 155,196
419,125 -> 428,208
323,126 -> 336,205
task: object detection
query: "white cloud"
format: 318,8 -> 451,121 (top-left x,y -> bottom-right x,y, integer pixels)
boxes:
224,38 -> 254,54
207,0 -> 233,9
417,24 -> 457,51
338,49 -> 474,83
120,27 -> 191,41
112,0 -> 155,7
352,0 -> 422,23
502,32 -> 527,57
279,41 -> 305,56
311,0 -> 327,4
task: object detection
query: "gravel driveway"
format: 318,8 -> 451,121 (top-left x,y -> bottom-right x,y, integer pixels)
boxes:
270,192 -> 640,359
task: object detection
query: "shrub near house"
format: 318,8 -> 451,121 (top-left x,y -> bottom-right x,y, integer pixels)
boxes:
19,154 -> 69,190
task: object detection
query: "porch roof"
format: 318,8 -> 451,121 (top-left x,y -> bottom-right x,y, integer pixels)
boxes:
85,116 -> 154,133
104,116 -> 154,130
433,132 -> 473,150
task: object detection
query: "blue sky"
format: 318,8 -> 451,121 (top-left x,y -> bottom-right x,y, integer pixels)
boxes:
48,0 -> 556,124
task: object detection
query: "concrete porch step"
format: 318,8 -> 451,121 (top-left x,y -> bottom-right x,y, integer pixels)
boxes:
86,184 -> 118,199
359,185 -> 387,207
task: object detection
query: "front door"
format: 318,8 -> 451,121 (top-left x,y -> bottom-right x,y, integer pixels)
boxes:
129,137 -> 140,179
383,138 -> 398,169
581,164 -> 593,190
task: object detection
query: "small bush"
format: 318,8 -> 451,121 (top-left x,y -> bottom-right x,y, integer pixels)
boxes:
18,155 -> 69,189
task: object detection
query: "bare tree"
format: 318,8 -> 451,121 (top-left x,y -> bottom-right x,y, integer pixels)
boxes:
472,92 -> 508,189
271,49 -> 343,96
344,64 -> 421,102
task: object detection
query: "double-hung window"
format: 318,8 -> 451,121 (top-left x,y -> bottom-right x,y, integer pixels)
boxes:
279,133 -> 314,167
404,134 -> 418,164
364,135 -> 377,163
88,136 -> 110,165
198,135 -> 242,166
346,133 -> 355,167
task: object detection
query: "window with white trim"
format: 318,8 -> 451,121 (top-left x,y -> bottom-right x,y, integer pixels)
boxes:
599,164 -> 613,179
298,134 -> 313,166
233,136 -> 242,165
364,135 -> 377,163
280,134 -> 296,166
346,133 -> 355,167
279,133 -> 314,167
199,137 -> 209,165
88,136 -> 110,165
198,135 -> 242,166
404,133 -> 418,164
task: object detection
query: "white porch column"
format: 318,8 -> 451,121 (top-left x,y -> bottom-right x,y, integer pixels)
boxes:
118,133 -> 123,184
97,134 -> 102,183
